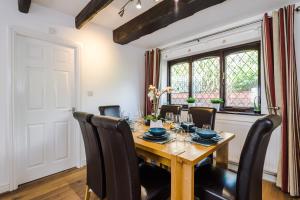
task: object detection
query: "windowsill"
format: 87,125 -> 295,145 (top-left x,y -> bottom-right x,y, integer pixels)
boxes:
181,108 -> 265,116
216,110 -> 265,116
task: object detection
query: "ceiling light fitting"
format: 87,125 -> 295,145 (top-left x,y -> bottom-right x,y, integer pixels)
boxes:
119,0 -> 163,17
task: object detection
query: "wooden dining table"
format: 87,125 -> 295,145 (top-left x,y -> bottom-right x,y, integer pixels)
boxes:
132,124 -> 235,200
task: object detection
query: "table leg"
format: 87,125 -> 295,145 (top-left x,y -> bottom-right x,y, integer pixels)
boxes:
171,156 -> 194,200
216,143 -> 229,169
181,161 -> 194,200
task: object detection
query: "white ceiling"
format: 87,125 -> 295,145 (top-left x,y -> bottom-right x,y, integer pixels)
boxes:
33,0 -> 161,29
33,0 -> 300,48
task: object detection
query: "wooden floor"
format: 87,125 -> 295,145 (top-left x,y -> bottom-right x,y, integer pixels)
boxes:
0,167 -> 298,200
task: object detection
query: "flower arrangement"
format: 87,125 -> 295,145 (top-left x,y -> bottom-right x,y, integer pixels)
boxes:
147,85 -> 173,119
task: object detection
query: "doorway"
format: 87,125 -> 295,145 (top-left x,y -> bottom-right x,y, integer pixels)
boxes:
13,32 -> 80,186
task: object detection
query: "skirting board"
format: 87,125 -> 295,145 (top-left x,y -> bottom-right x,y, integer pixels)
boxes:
80,159 -> 86,167
0,184 -> 10,194
228,161 -> 277,183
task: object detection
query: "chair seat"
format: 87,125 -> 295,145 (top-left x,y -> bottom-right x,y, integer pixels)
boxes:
139,164 -> 171,200
138,157 -> 145,164
195,165 -> 237,200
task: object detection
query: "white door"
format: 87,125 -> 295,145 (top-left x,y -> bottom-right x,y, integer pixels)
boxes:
14,35 -> 77,185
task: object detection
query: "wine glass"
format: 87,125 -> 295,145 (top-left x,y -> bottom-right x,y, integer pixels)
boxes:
187,113 -> 193,124
133,109 -> 143,123
121,110 -> 129,121
165,112 -> 174,124
177,128 -> 189,145
132,110 -> 144,131
165,112 -> 174,130
173,114 -> 182,129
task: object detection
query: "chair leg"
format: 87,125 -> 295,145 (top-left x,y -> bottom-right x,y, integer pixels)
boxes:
84,185 -> 91,200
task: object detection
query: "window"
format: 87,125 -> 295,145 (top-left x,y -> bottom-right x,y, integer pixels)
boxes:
225,50 -> 259,108
168,42 -> 261,113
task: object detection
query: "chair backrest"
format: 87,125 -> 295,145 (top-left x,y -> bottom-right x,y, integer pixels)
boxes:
73,112 -> 106,199
91,115 -> 141,200
160,105 -> 182,119
98,105 -> 121,117
237,115 -> 281,200
188,107 -> 217,129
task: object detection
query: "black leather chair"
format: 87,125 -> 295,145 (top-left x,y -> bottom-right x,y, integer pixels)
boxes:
188,107 -> 217,129
91,115 -> 171,200
194,115 -> 281,200
98,105 -> 121,117
189,107 -> 217,166
73,112 -> 106,200
159,105 -> 182,119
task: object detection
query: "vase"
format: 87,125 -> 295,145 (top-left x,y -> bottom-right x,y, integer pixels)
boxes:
188,103 -> 195,108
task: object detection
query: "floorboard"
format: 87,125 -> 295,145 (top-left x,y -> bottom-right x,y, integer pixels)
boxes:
0,167 -> 298,200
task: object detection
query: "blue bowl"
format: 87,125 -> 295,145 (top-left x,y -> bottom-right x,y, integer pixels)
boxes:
195,129 -> 217,139
148,128 -> 166,136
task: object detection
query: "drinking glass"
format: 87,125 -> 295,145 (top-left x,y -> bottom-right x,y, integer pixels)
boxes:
177,128 -> 189,145
121,110 -> 130,121
132,110 -> 144,131
173,114 -> 182,129
187,113 -> 193,124
202,124 -> 211,130
133,110 -> 143,123
165,112 -> 174,124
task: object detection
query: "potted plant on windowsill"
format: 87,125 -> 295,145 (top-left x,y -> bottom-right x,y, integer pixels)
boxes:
145,85 -> 173,126
210,98 -> 224,111
186,97 -> 196,108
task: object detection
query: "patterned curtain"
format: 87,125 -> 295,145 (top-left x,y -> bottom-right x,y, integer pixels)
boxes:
262,5 -> 300,196
144,49 -> 161,115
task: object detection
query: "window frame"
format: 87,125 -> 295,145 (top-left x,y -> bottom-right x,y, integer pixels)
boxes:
167,42 -> 261,114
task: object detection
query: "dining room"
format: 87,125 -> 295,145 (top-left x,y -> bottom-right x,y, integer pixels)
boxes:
0,0 -> 300,200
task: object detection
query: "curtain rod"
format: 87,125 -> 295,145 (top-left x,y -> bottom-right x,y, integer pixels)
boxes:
161,19 -> 262,51
162,6 -> 299,52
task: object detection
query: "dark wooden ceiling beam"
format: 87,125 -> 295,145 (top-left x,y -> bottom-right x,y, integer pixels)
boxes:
113,0 -> 226,45
76,0 -> 113,29
18,0 -> 31,13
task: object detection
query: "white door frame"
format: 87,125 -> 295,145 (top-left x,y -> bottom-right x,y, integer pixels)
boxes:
7,26 -> 82,191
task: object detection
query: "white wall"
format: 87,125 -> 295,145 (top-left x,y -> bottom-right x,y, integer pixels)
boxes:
0,0 -> 145,192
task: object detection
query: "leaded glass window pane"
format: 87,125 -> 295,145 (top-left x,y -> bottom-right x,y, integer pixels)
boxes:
192,57 -> 220,106
170,62 -> 189,104
225,50 -> 259,107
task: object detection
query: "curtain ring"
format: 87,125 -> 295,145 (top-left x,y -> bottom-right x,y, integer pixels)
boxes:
268,106 -> 280,110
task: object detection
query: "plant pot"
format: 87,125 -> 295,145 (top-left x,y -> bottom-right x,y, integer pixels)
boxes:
150,120 -> 163,128
254,110 -> 261,114
188,103 -> 195,108
212,103 -> 220,111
